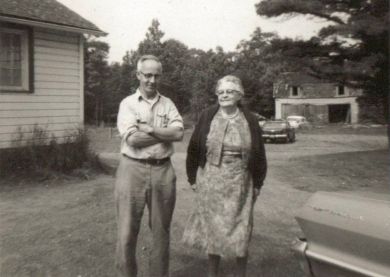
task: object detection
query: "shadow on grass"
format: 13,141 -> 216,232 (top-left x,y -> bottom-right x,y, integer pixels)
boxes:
248,233 -> 304,277
171,231 -> 304,277
280,149 -> 389,193
171,252 -> 208,277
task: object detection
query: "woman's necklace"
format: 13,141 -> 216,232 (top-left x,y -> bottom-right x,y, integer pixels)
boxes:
221,108 -> 239,119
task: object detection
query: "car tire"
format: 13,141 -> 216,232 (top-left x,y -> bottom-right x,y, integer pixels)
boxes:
291,135 -> 295,143
290,135 -> 296,143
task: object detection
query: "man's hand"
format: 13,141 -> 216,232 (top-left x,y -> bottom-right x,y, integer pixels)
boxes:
137,123 -> 154,134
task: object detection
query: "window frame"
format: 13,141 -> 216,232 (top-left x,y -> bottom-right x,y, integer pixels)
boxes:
290,86 -> 300,97
0,23 -> 34,93
336,85 -> 345,96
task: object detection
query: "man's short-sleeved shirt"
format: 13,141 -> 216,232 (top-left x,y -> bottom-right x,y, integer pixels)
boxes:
117,89 -> 184,159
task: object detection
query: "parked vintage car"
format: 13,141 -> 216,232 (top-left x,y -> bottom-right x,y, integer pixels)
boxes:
293,191 -> 390,277
262,120 -> 295,143
287,115 -> 310,129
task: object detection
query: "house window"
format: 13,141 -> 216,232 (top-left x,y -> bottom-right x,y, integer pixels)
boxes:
336,85 -> 345,96
290,86 -> 300,97
0,26 -> 32,92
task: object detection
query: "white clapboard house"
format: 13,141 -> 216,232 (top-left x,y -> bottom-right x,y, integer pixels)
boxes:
0,0 -> 106,149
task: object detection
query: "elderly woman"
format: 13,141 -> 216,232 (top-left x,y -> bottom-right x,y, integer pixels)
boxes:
183,75 -> 267,277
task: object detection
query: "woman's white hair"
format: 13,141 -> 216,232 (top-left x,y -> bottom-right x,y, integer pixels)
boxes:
216,75 -> 244,96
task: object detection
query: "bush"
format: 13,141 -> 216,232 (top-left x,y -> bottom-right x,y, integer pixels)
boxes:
358,95 -> 388,124
0,125 -> 101,178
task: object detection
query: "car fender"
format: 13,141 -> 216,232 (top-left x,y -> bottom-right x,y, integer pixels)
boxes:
293,191 -> 390,277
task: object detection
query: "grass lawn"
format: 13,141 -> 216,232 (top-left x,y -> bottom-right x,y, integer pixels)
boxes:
0,125 -> 388,276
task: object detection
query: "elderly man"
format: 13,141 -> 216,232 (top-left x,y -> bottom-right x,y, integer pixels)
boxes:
115,55 -> 184,277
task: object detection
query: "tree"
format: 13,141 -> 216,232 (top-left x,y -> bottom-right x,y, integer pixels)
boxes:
118,51 -> 136,95
159,39 -> 191,112
103,62 -> 124,125
256,0 -> 389,123
233,28 -> 312,116
137,19 -> 165,57
84,40 -> 111,125
233,28 -> 276,115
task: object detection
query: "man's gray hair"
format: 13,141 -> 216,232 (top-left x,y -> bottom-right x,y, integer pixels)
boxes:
216,75 -> 244,95
137,55 -> 162,71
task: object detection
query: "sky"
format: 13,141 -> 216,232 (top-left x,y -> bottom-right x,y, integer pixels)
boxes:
57,0 -> 328,63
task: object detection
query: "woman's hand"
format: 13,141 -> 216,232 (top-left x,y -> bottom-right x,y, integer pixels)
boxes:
190,183 -> 197,192
253,188 -> 260,201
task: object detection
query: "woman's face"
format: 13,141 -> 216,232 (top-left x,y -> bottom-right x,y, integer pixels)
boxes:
216,81 -> 242,108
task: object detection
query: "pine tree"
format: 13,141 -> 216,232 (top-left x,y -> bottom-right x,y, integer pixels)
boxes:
256,0 -> 389,123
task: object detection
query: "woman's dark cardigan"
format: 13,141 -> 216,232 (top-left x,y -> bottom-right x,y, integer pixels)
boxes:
186,104 -> 267,189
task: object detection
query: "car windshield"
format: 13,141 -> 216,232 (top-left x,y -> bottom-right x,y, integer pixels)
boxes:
264,122 -> 287,128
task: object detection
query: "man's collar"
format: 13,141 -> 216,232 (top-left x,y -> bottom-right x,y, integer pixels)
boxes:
136,88 -> 160,102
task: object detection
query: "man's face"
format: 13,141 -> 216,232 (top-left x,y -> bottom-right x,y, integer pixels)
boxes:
137,60 -> 162,97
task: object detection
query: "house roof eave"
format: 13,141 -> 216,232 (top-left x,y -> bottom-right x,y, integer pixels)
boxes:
0,15 -> 107,37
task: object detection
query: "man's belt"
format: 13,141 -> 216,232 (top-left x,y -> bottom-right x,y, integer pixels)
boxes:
124,155 -> 170,166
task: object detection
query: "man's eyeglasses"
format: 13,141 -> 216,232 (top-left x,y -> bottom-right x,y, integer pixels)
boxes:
139,71 -> 161,80
216,89 -> 240,96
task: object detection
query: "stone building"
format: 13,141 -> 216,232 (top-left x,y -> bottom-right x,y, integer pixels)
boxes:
273,72 -> 363,124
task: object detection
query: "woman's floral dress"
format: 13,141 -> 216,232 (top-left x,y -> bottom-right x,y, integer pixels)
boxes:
182,109 -> 255,257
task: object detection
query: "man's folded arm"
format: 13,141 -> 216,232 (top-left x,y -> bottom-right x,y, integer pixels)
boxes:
152,126 -> 183,142
126,131 -> 161,148
126,124 -> 183,148
123,100 -> 184,148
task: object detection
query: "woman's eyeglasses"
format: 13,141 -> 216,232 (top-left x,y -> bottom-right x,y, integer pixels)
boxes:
139,71 -> 161,80
216,89 -> 240,96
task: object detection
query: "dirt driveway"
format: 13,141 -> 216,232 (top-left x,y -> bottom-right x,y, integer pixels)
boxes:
0,126 -> 388,277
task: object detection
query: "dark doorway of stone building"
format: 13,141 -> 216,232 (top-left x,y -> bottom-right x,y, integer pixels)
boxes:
329,104 -> 351,123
